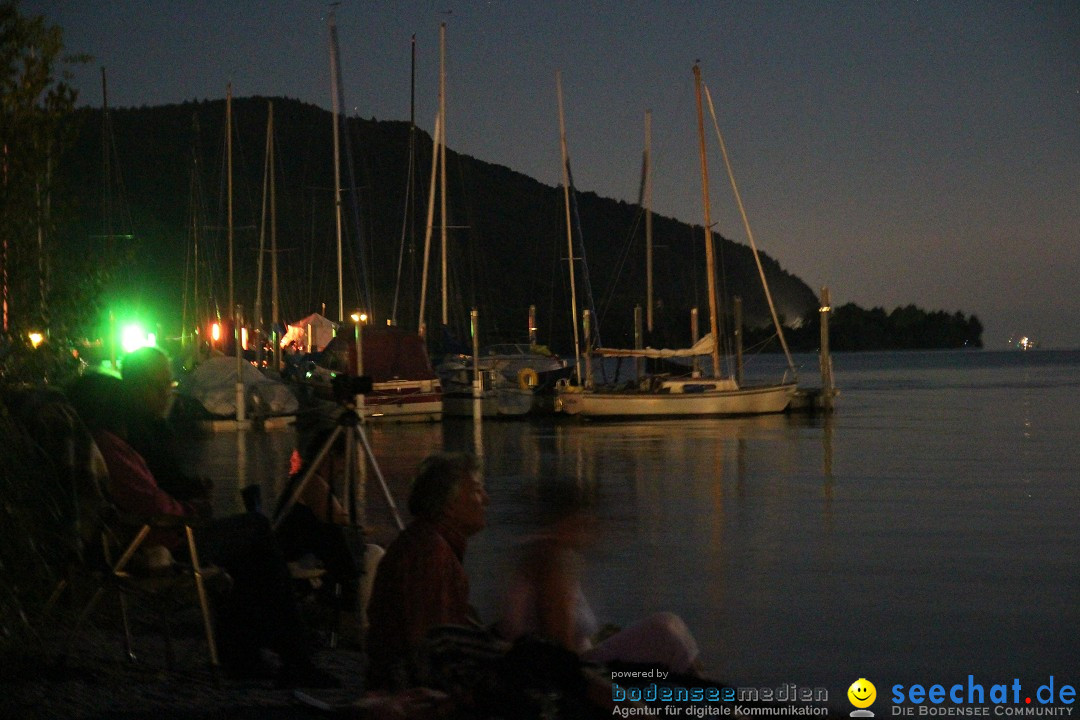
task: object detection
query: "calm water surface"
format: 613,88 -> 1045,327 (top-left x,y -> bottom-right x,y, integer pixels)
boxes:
194,350 -> 1080,701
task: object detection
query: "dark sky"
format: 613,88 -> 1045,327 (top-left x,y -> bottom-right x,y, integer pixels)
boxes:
26,0 -> 1080,348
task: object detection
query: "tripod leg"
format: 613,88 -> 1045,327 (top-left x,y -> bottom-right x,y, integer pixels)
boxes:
271,424 -> 346,531
343,424 -> 357,527
354,425 -> 405,531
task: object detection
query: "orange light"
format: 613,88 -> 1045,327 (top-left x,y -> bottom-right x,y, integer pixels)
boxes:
211,322 -> 221,342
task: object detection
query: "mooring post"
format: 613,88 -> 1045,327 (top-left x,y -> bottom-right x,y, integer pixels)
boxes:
819,286 -> 835,412
583,310 -> 594,389
634,304 -> 644,381
733,296 -> 744,385
691,307 -> 700,378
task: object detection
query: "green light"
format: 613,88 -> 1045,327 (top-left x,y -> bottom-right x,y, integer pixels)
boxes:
120,323 -> 154,353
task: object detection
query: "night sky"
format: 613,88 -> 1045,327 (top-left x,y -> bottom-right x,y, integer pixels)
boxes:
24,1 -> 1080,348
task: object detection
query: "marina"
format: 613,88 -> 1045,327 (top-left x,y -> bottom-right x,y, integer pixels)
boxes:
4,4 -> 1077,715
193,349 -> 1080,702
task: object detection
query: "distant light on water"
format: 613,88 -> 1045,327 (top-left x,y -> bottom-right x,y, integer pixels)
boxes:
1009,334 -> 1038,351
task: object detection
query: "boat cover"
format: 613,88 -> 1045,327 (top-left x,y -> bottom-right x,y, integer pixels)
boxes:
179,356 -> 299,416
319,327 -> 438,382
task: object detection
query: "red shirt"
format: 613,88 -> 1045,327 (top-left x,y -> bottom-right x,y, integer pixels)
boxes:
93,430 -> 195,550
366,517 -> 475,679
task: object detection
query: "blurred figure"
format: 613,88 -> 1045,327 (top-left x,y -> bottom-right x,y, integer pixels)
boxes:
365,452 -> 489,689
498,479 -> 701,675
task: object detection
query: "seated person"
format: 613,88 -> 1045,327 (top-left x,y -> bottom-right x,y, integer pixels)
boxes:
365,452 -> 489,689
67,372 -> 337,688
120,347 -> 211,507
498,480 -> 701,675
272,428 -> 363,635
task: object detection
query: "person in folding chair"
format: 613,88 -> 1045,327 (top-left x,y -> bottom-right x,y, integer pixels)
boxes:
67,372 -> 338,689
119,346 -> 212,510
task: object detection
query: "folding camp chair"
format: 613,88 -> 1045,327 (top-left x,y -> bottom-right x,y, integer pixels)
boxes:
10,388 -> 224,675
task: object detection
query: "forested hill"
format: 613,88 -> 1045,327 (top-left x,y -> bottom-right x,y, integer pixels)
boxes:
54,96 -> 979,353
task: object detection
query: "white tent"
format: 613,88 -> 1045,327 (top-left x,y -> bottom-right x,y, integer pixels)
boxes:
281,313 -> 338,352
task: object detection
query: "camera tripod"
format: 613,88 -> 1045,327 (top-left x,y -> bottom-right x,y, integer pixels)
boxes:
271,403 -> 404,533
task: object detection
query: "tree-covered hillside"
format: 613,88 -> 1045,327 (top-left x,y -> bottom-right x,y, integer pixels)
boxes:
53,96 -> 823,354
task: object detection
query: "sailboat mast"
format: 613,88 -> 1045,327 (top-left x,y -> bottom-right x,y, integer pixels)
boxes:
439,23 -> 448,328
226,84 -> 234,322
255,103 -> 271,341
556,71 -> 583,384
101,69 -> 113,253
185,155 -> 197,349
702,84 -> 798,379
329,10 -> 345,323
189,116 -> 202,347
693,65 -> 723,378
392,34 -> 418,328
227,84 -> 245,423
270,102 -> 280,371
418,112 -> 441,339
644,109 -> 654,335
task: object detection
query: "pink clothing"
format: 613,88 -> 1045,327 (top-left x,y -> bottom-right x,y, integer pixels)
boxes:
583,611 -> 700,674
499,536 -> 700,674
93,429 -> 196,549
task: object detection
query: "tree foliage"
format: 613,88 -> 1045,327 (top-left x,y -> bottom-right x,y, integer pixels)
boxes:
1,0 -> 89,379
825,303 -> 983,351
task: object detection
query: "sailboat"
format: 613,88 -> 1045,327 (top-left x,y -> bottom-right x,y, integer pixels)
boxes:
555,66 -> 797,418
413,24 -> 560,418
298,12 -> 442,423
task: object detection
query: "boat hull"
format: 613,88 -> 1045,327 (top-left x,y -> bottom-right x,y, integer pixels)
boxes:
358,381 -> 442,423
555,382 -> 796,418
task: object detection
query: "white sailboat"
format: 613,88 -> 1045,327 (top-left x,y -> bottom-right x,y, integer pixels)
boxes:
555,66 -> 797,418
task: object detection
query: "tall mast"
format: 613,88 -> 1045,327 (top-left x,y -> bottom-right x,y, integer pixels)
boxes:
438,23 -> 448,327
418,112 -> 441,338
392,34 -> 418,327
255,103 -> 270,342
644,109 -> 653,335
702,83 -> 798,379
226,84 -> 235,324
329,10 -> 345,323
185,151 -> 197,348
270,102 -> 280,371
101,68 -> 112,252
189,114 -> 202,346
255,102 -> 279,368
556,70 -> 582,384
227,84 -> 244,423
693,65 -> 722,378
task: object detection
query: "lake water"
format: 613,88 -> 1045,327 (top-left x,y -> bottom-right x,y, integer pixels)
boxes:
194,349 -> 1079,707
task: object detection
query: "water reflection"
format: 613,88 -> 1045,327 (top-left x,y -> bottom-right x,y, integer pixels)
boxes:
185,353 -> 1080,696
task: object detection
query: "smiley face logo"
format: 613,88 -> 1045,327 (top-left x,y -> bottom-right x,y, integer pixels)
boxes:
848,678 -> 877,709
